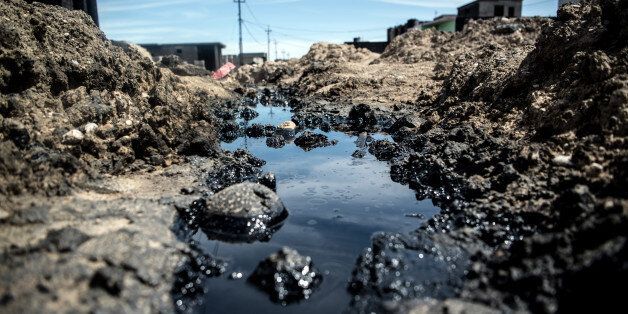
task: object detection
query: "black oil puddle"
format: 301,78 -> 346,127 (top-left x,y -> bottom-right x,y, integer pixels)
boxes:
184,104 -> 442,313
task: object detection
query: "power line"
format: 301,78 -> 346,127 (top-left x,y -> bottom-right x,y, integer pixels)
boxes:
244,2 -> 263,26
243,18 -> 385,34
243,21 -> 263,45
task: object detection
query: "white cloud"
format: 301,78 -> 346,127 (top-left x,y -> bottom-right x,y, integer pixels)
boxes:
372,0 -> 468,8
100,0 -> 212,13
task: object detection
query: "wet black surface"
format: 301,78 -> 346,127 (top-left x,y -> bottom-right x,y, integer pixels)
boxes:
188,104 -> 442,313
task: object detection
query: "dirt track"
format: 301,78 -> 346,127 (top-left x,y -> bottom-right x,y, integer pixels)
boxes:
1,0 -> 626,313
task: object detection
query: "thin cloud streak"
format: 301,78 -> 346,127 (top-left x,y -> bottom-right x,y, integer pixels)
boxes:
372,0 -> 468,8
100,0 -> 206,13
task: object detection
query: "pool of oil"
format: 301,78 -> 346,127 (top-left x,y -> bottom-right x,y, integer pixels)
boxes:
193,105 -> 440,313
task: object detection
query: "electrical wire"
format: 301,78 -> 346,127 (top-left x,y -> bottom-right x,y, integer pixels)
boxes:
244,18 -> 385,34
243,21 -> 263,45
244,2 -> 264,26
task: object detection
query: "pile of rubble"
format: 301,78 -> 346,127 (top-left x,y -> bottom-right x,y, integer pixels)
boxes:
0,0 -> 233,198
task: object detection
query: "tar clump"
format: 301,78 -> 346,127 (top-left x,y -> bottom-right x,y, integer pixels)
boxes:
248,247 -> 322,304
294,131 -> 337,151
197,182 -> 288,242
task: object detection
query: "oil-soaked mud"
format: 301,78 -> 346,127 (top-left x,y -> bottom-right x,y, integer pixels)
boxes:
171,103 -> 444,313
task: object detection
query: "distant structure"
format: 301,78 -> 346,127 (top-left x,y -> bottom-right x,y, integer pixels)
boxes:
140,43 -> 225,71
223,53 -> 267,66
28,0 -> 99,26
387,19 -> 425,42
344,38 -> 388,54
421,15 -> 457,32
456,0 -> 522,31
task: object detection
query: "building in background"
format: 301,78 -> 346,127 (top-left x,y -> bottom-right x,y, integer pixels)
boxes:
140,43 -> 225,71
344,37 -> 388,54
223,53 -> 267,66
28,0 -> 99,26
387,19 -> 425,42
456,0 -> 522,31
421,15 -> 457,32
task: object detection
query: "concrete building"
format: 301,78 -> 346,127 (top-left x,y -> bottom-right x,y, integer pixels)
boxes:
140,43 -> 225,71
28,0 -> 99,26
456,0 -> 522,31
387,19 -> 425,42
421,15 -> 457,32
223,53 -> 267,66
344,38 -> 388,54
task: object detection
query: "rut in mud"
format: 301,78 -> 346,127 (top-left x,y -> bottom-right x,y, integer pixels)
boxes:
1,0 -> 626,313
171,102 -> 458,313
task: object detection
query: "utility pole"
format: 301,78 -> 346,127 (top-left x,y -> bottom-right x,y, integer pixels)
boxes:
265,25 -> 271,63
274,39 -> 278,61
234,0 -> 245,66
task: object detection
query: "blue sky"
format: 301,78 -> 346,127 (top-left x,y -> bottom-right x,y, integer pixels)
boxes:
100,0 -> 558,59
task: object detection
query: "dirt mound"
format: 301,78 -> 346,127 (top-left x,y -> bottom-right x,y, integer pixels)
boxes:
299,42 -> 378,65
375,28 -> 452,64
235,60 -> 299,85
0,0 -> 232,198
234,43 -> 377,86
378,17 -> 545,78
158,55 -> 213,77
511,0 -> 628,137
255,1 -> 626,313
252,18 -> 546,105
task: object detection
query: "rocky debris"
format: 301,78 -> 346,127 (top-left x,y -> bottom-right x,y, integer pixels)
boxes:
387,115 -> 425,133
41,227 -> 90,252
277,120 -> 297,131
82,122 -> 98,134
294,131 -> 337,151
235,60 -> 298,85
0,0 -> 231,196
240,107 -> 259,121
245,124 -> 276,138
62,129 -> 84,145
377,17 -> 543,66
300,43 -> 378,65
172,249 -> 227,312
348,233 -> 469,313
351,150 -> 366,159
258,172 -> 277,191
248,247 -> 322,303
242,1 -> 626,313
90,267 -> 126,296
196,183 -> 288,242
205,149 -> 265,192
348,104 -> 377,130
158,55 -> 212,77
368,140 -> 401,161
220,121 -> 241,142
266,135 -> 287,149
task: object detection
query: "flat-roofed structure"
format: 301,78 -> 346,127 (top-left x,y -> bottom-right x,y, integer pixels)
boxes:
344,38 -> 388,54
422,15 -> 457,32
456,0 -> 522,31
28,0 -> 99,26
140,43 -> 225,71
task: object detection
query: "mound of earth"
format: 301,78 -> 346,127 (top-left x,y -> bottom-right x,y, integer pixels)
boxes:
234,17 -> 547,106
236,0 -> 626,313
158,55 -> 213,77
0,0 -> 233,199
0,1 -> 235,312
